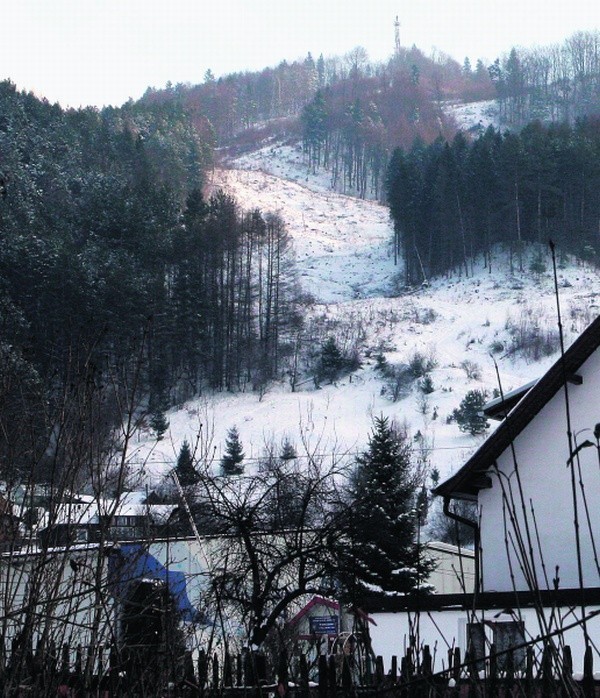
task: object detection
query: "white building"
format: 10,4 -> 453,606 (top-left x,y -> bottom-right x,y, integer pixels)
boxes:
370,314 -> 600,671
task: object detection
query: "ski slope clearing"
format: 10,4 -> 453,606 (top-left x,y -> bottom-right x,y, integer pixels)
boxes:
209,163 -> 396,304
132,140 -> 600,494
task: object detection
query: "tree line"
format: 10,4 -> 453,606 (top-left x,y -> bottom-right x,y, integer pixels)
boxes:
386,118 -> 600,285
488,30 -> 600,127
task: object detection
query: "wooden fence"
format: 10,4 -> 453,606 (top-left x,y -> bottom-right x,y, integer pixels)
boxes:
2,640 -> 600,696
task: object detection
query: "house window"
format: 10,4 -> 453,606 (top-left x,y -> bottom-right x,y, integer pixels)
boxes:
492,621 -> 525,671
466,622 -> 486,670
73,528 -> 88,543
466,620 -> 525,672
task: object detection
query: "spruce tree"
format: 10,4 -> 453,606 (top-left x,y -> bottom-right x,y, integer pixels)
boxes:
316,336 -> 345,385
175,439 -> 199,487
337,416 -> 432,602
279,438 -> 297,462
221,426 -> 245,476
453,389 -> 489,435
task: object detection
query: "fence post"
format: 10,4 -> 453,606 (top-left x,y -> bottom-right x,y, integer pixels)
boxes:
488,642 -> 497,696
212,652 -> 219,691
465,648 -> 478,696
562,645 -> 573,696
277,649 -> 289,696
327,654 -> 337,697
375,655 -> 385,685
525,646 -> 534,698
47,639 -> 57,686
583,644 -> 594,698
223,650 -> 233,687
318,654 -> 328,697
299,653 -> 309,698
255,651 -> 267,687
342,655 -> 353,694
541,643 -> 554,697
365,653 -> 373,686
391,654 -> 398,684
197,648 -> 207,694
451,647 -> 461,697
183,650 -> 196,693
504,647 -> 514,694
109,643 -> 119,696
95,645 -> 103,695
422,645 -> 433,696
401,650 -> 413,697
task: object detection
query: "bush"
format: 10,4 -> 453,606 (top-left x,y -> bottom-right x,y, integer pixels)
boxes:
408,349 -> 437,378
419,375 -> 435,394
460,359 -> 481,380
489,340 -> 505,354
505,313 -> 560,362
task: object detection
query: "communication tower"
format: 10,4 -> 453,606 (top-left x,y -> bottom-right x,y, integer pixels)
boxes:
394,15 -> 401,55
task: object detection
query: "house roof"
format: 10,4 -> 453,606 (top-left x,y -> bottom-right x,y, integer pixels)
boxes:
287,595 -> 375,627
483,379 -> 538,420
435,314 -> 600,500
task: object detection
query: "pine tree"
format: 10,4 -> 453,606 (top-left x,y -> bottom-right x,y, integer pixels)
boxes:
316,336 -> 345,385
337,416 -> 433,602
279,438 -> 297,462
221,426 -> 245,476
453,389 -> 489,435
175,439 -> 199,487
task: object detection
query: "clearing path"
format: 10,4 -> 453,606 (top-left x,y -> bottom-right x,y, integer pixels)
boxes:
209,163 -> 397,304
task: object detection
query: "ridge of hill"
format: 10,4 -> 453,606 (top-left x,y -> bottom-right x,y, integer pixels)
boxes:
131,130 -> 600,492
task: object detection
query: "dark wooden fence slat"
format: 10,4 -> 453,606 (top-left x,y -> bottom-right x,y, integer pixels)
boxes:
583,644 -> 594,698
327,654 -> 336,697
318,654 -> 328,698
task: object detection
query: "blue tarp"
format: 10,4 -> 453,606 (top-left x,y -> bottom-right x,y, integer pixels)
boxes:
108,543 -> 202,623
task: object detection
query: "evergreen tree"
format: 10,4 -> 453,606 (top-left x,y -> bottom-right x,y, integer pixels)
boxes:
175,439 -> 199,486
316,336 -> 345,385
279,437 -> 297,462
221,426 -> 245,476
453,389 -> 489,435
336,416 -> 433,603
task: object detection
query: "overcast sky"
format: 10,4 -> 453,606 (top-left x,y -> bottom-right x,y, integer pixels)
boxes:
2,0 -> 598,109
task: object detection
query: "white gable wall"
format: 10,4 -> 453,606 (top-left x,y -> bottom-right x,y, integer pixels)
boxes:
479,348 -> 600,593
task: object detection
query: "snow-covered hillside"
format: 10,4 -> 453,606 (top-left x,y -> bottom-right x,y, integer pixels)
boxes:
130,137 -> 600,492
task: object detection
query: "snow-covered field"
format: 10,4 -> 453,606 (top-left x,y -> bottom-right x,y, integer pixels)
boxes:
131,131 -> 600,495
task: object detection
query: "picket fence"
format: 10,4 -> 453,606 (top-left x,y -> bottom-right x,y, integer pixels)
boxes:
2,640 -> 600,696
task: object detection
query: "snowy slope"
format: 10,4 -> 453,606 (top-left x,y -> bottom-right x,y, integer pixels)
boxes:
130,136 -> 600,491
209,161 -> 396,303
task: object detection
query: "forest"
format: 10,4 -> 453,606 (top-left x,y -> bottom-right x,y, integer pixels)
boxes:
0,80 -> 301,478
386,119 -> 600,285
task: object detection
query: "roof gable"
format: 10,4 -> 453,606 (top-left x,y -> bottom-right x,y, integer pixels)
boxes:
435,314 -> 600,500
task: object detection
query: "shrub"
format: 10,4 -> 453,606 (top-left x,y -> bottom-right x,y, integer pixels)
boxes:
419,375 -> 435,394
408,349 -> 437,378
460,359 -> 481,380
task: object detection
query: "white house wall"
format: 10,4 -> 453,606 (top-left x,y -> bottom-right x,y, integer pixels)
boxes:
370,605 -> 600,674
479,348 -> 600,593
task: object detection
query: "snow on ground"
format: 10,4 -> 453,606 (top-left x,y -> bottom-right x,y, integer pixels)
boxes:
445,99 -> 500,133
209,164 -> 396,304
131,133 -> 600,496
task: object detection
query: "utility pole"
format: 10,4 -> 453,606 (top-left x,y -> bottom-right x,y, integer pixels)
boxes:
394,15 -> 401,55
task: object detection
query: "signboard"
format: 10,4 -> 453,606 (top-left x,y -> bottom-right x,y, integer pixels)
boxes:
309,615 -> 338,636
